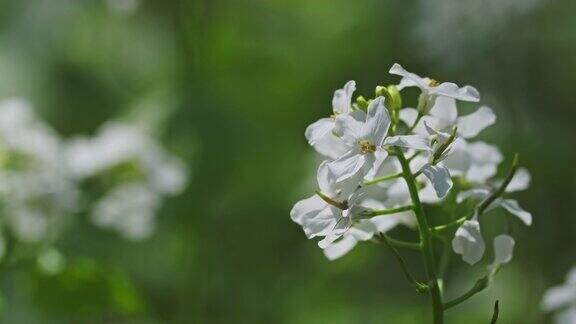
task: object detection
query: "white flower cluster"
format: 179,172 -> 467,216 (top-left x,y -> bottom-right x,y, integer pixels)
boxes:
0,99 -> 77,250
66,122 -> 188,241
0,98 -> 188,254
291,64 -> 531,264
542,267 -> 576,324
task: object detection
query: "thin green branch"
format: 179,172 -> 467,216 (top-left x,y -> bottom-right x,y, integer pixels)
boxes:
380,234 -> 428,293
315,190 -> 347,210
376,233 -> 421,250
361,205 -> 414,218
407,112 -> 424,133
431,153 -> 520,234
491,300 -> 500,324
443,276 -> 490,310
363,172 -> 404,186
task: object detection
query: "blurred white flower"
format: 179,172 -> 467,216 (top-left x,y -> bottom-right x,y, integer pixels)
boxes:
66,122 -> 188,240
542,267 -> 576,324
0,98 -> 78,244
105,0 -> 141,15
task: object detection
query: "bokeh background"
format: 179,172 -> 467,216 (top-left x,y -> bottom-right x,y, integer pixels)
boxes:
0,0 -> 575,323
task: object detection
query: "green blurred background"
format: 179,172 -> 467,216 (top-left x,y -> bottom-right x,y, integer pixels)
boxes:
0,0 -> 575,323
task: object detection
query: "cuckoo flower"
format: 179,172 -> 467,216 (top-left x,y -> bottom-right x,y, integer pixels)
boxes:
290,162 -> 369,249
327,97 -> 390,182
305,81 -> 356,159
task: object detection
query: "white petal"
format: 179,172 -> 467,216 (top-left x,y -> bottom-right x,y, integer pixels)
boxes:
429,96 -> 458,129
432,83 -> 480,102
423,121 -> 451,142
308,132 -> 350,160
555,308 -> 576,324
363,148 -> 389,181
493,234 -> 515,265
318,229 -> 344,249
384,135 -> 432,151
452,218 -> 485,265
568,267 -> 576,285
420,164 -> 453,199
316,161 -> 335,196
542,286 -> 576,311
504,168 -> 531,192
361,97 -> 390,145
332,80 -> 356,114
369,215 -> 401,233
389,63 -> 429,89
419,181 -> 442,204
456,188 -> 490,203
348,220 -> 377,241
457,106 -> 496,138
327,151 -> 366,182
323,235 -> 358,261
305,118 -> 334,146
501,199 -> 532,226
291,198 -> 344,240
334,113 -> 364,146
290,195 -> 326,225
399,108 -> 419,126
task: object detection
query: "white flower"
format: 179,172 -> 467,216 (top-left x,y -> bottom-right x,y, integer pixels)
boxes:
400,96 -> 495,139
291,162 -> 368,248
0,99 -> 78,243
457,168 -> 532,226
390,63 -> 479,113
452,216 -> 485,265
92,183 -> 160,241
305,81 -> 356,159
327,97 -> 390,182
542,267 -> 576,324
400,96 -> 501,184
385,122 -> 455,199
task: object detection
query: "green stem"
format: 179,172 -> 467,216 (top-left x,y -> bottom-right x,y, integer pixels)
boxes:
491,300 -> 500,324
443,276 -> 490,310
363,172 -> 404,186
361,205 -> 414,217
395,148 -> 444,323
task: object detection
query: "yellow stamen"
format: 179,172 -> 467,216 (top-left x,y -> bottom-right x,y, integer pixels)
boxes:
359,140 -> 376,154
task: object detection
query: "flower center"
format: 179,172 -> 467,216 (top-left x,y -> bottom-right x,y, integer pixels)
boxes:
358,140 -> 376,154
428,79 -> 440,87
